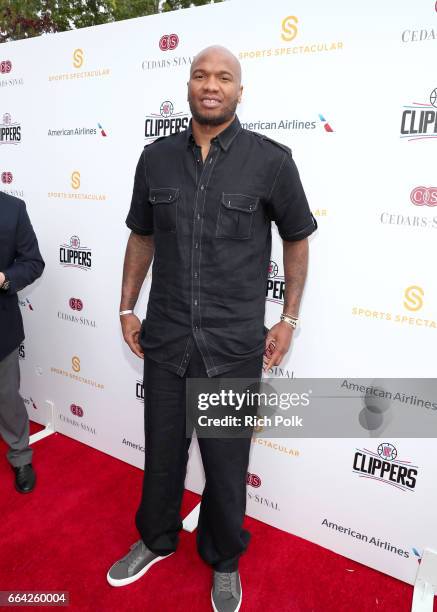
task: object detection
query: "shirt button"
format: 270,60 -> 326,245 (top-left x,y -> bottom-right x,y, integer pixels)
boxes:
197,213 -> 200,220
195,242 -> 199,249
200,185 -> 205,191
194,299 -> 198,306
194,325 -> 199,331
194,272 -> 198,278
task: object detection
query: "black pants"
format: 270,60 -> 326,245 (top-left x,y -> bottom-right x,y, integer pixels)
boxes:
135,341 -> 264,572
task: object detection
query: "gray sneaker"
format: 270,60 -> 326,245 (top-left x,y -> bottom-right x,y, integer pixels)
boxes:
211,570 -> 242,612
107,540 -> 174,587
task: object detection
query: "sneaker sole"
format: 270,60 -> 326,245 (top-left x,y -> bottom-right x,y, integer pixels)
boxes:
107,551 -> 174,587
211,575 -> 242,612
15,484 -> 35,494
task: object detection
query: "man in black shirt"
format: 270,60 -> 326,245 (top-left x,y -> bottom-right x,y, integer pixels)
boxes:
107,46 -> 317,611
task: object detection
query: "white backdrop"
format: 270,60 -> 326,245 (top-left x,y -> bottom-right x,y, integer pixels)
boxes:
1,0 -> 436,586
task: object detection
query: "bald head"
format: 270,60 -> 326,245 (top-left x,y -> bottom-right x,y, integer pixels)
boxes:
190,45 -> 242,85
187,45 -> 243,128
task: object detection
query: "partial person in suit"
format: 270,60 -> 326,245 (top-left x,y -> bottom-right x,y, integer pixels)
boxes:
0,192 -> 45,493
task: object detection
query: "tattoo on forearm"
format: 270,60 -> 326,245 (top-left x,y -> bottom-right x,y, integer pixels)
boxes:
282,239 -> 308,316
120,232 -> 155,310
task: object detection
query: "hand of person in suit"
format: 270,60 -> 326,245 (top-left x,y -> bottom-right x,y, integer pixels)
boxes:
0,272 -> 5,286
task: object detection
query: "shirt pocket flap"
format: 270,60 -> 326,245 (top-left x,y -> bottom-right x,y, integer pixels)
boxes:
221,193 -> 259,213
149,187 -> 179,204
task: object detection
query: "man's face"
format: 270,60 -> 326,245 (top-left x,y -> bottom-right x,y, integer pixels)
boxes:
188,51 -> 242,127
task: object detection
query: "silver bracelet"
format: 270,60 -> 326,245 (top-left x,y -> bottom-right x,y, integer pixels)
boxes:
119,309 -> 134,316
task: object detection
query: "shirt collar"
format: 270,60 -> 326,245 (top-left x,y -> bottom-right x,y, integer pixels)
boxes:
186,115 -> 241,152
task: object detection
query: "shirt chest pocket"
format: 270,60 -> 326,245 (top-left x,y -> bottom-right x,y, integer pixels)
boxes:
216,193 -> 259,240
149,187 -> 179,233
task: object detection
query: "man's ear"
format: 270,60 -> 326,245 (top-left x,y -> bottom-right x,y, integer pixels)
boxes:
238,85 -> 243,104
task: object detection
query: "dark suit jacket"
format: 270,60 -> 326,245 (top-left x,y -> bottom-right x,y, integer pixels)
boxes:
0,192 -> 45,361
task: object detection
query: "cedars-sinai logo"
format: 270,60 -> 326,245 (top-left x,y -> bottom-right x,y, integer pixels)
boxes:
159,34 -> 179,51
70,403 -> 84,417
246,472 -> 262,488
0,60 -> 12,74
1,171 -> 13,183
69,297 -> 83,311
410,186 -> 437,207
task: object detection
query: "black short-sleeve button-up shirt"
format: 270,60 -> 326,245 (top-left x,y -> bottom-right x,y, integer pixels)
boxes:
126,115 -> 317,377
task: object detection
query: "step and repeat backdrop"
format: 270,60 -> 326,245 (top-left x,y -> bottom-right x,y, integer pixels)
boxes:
1,0 -> 436,586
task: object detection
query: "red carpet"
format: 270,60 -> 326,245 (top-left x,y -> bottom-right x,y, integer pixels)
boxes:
0,422 -> 426,611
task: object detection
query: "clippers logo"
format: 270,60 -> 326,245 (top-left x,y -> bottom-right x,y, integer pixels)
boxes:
59,236 -> 92,271
0,60 -> 12,73
69,297 -> 83,311
73,48 -> 84,69
246,472 -> 262,488
71,171 -> 80,190
403,285 -> 424,312
71,356 -> 81,373
353,444 -> 418,492
319,114 -> 334,132
136,380 -> 144,402
1,171 -> 13,183
281,16 -> 298,42
266,260 -> 285,305
400,89 -> 437,140
159,34 -> 179,51
268,260 -> 278,278
410,186 -> 437,207
378,442 -> 397,461
145,101 -> 189,143
70,404 -> 84,417
0,113 -> 21,144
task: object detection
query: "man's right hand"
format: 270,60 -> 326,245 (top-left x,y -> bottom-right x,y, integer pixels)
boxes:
120,313 -> 144,359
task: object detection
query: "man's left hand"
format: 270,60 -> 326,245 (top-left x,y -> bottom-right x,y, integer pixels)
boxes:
263,321 -> 294,372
